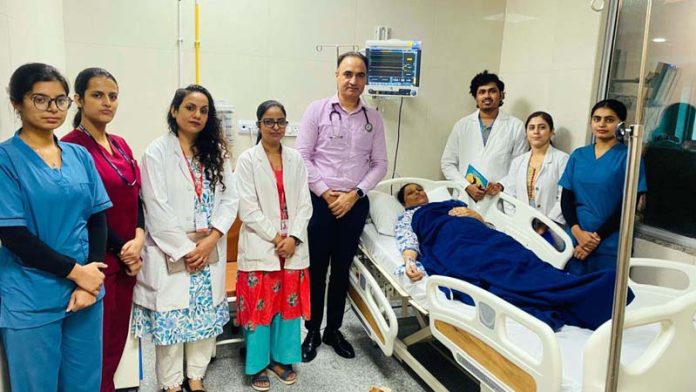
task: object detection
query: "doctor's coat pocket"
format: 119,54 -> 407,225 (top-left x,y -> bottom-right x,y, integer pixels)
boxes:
138,245 -> 164,291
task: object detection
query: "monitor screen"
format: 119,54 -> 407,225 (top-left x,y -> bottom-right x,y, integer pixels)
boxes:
365,40 -> 421,97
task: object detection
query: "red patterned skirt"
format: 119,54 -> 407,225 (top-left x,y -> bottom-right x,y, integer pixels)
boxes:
236,268 -> 310,330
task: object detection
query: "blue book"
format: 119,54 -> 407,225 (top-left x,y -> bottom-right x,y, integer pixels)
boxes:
465,164 -> 488,188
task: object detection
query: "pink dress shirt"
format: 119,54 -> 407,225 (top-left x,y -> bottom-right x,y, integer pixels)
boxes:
295,94 -> 388,196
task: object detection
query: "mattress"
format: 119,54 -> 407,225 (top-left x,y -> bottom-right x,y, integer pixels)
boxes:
359,222 -> 660,392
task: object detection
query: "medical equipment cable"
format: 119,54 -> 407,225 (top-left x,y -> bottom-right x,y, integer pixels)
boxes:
391,97 -> 404,179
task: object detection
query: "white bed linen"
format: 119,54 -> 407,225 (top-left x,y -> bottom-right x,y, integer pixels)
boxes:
360,222 -> 659,392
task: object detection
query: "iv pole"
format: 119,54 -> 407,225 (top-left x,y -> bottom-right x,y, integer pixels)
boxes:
605,0 -> 653,390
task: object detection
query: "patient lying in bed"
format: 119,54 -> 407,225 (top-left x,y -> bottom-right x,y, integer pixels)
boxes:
395,183 -> 632,331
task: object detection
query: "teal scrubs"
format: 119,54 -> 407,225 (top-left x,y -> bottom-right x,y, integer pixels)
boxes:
0,131 -> 112,391
559,143 -> 647,274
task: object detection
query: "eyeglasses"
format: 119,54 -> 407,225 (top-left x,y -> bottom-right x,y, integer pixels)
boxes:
30,94 -> 73,111
260,118 -> 288,128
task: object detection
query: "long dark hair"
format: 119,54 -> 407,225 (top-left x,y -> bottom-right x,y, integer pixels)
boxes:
9,63 -> 69,105
73,67 -> 118,128
255,100 -> 287,144
167,85 -> 227,190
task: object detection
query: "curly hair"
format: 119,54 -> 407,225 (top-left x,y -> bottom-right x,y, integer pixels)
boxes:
469,70 -> 505,106
167,84 -> 228,190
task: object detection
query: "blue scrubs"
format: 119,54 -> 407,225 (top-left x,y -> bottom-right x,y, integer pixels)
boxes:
0,131 -> 112,391
559,143 -> 647,274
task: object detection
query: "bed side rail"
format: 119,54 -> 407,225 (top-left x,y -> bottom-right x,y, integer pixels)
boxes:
427,275 -> 561,392
628,257 -> 696,307
582,289 -> 696,392
467,192 -> 573,270
348,256 -> 399,356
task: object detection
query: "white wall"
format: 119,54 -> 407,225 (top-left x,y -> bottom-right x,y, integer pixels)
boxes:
498,0 -> 606,153
0,0 -> 66,139
61,0 -> 506,179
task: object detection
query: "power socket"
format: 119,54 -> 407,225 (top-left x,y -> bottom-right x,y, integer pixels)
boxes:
285,122 -> 300,137
237,120 -> 258,135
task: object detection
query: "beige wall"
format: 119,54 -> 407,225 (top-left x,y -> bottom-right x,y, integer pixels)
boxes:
61,0 -> 506,179
0,0 -> 66,139
498,0 -> 606,153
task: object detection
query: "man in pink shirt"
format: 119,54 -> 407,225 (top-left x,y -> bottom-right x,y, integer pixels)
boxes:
295,52 -> 388,362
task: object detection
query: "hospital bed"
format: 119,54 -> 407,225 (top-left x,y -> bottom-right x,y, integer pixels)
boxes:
348,177 -> 696,392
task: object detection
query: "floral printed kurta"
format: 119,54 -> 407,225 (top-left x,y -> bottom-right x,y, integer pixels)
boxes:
132,158 -> 229,345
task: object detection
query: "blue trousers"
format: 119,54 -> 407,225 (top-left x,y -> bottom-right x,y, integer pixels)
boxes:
1,301 -> 103,392
244,314 -> 301,375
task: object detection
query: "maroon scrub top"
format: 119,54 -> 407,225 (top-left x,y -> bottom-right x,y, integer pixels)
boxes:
62,128 -> 141,275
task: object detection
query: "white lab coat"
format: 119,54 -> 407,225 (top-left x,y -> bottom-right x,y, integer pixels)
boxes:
133,132 -> 239,312
235,143 -> 313,271
441,109 -> 528,184
499,145 -> 569,224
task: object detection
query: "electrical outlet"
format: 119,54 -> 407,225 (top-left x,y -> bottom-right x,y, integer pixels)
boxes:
237,120 -> 258,135
285,122 -> 300,137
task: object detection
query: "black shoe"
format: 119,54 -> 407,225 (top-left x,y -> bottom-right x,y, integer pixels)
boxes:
322,329 -> 355,359
301,329 -> 321,362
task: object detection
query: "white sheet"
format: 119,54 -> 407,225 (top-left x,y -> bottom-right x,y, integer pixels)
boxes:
360,222 -> 660,392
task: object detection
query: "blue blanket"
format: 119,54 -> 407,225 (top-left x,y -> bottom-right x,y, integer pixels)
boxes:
412,200 -> 633,331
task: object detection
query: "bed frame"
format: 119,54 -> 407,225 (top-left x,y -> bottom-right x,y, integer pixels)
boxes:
348,177 -> 696,392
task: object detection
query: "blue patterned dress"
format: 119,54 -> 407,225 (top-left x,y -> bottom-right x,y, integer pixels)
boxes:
132,158 -> 230,346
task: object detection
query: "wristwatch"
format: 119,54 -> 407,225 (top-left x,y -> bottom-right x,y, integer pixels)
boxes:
356,188 -> 366,198
290,235 -> 302,245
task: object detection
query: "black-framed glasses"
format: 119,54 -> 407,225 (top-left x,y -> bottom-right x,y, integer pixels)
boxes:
30,94 -> 73,111
260,118 -> 288,128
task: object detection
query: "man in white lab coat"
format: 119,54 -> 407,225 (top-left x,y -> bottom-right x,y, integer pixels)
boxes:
441,70 -> 528,201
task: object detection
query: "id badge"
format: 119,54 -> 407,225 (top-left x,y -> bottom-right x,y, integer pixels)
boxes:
194,210 -> 209,233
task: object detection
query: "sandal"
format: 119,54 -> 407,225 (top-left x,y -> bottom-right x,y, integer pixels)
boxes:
267,362 -> 297,385
251,371 -> 271,391
183,378 -> 206,392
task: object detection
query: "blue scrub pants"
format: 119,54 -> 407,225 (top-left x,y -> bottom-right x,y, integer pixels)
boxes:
244,314 -> 301,375
1,300 -> 103,392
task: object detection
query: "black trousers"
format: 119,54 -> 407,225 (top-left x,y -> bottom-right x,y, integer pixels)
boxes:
305,193 -> 369,331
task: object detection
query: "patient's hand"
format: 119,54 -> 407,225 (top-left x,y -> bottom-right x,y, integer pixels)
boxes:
448,207 -> 484,223
401,250 -> 424,282
405,263 -> 424,282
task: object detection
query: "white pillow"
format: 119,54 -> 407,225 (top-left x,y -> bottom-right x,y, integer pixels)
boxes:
368,190 -> 404,237
427,186 -> 452,202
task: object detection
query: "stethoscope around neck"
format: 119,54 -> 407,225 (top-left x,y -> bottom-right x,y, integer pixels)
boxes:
328,102 -> 373,139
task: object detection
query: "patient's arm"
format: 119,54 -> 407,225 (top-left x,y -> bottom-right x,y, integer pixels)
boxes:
448,207 -> 484,223
395,209 -> 424,282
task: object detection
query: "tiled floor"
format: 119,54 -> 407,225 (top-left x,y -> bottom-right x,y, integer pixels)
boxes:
137,308 -> 428,392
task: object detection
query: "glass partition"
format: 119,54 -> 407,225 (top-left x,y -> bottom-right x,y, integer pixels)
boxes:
607,0 -> 696,242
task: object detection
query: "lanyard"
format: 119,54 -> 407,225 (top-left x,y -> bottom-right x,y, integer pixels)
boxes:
180,145 -> 204,201
78,125 -> 137,187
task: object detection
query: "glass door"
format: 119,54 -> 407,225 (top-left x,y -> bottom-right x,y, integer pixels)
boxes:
606,0 -> 696,245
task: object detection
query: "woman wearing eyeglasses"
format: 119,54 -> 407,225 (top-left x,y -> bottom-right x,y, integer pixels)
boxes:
235,100 -> 312,391
132,85 -> 238,392
0,63 -> 111,391
61,68 -> 143,392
